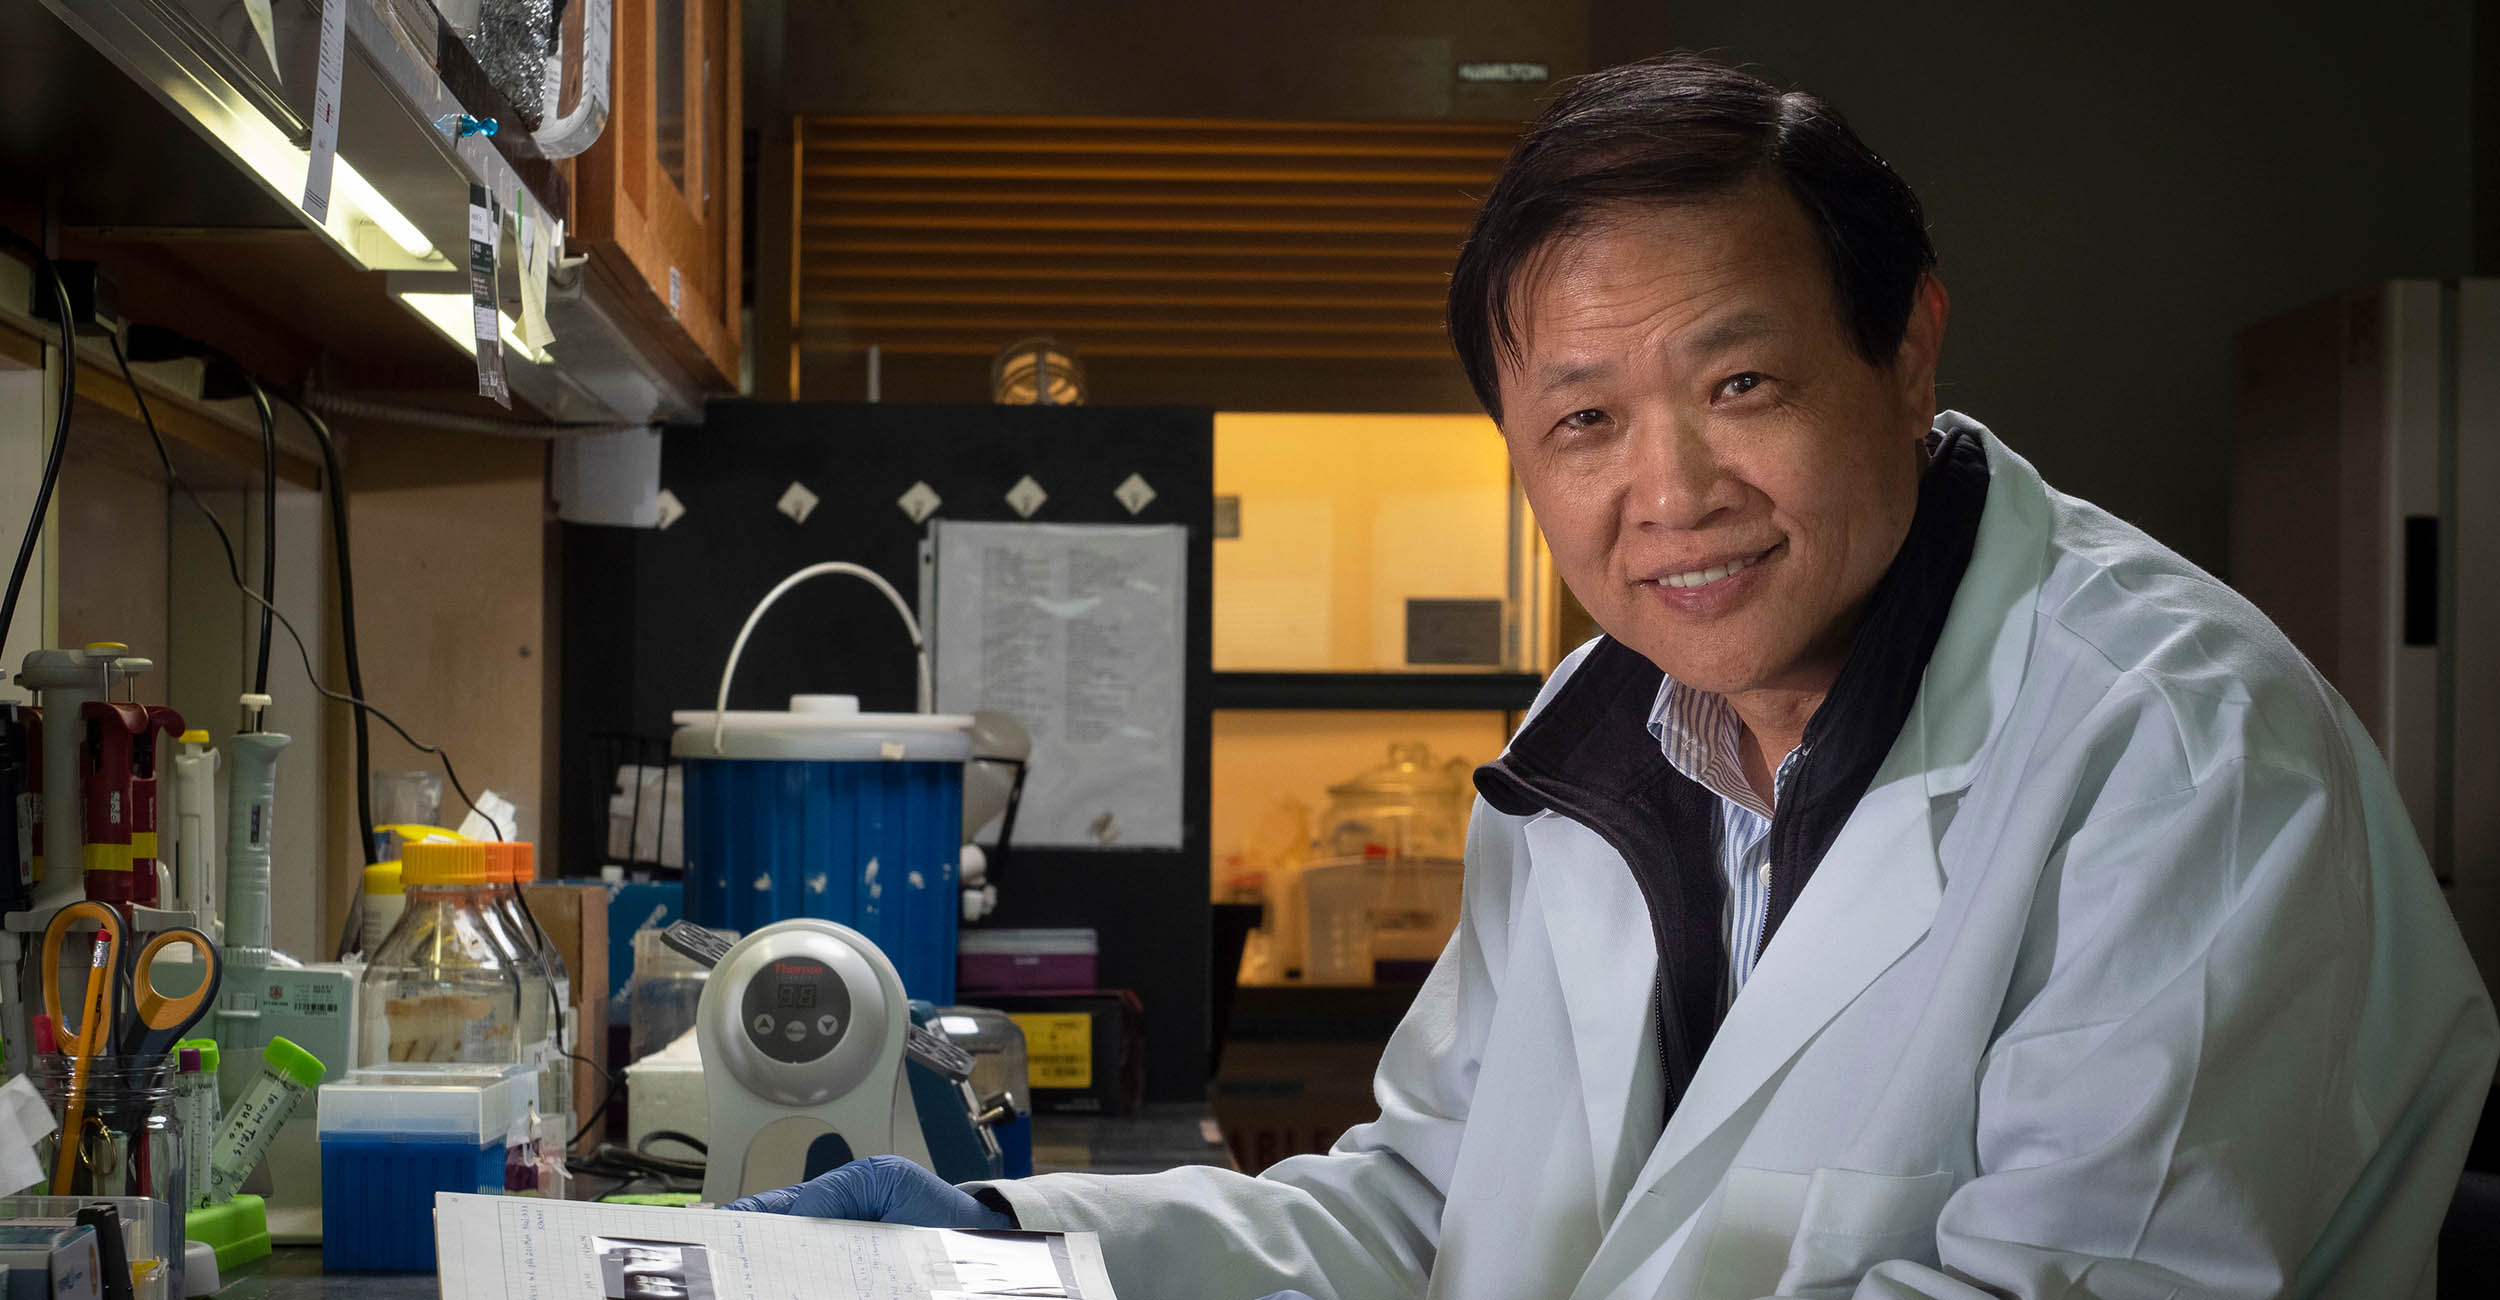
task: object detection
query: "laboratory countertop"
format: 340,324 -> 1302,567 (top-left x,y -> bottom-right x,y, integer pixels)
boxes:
212,1105 -> 1233,1298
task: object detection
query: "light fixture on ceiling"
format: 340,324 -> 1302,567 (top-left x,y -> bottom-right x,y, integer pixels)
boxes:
990,336 -> 1085,406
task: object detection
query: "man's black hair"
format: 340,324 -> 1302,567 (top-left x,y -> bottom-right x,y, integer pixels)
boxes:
1447,53 -> 1937,420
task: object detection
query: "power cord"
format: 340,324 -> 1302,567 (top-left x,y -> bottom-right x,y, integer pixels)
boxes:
638,1130 -> 706,1161
567,1129 -> 707,1197
567,1047 -> 621,1149
247,379 -> 275,698
253,392 -> 379,959
0,231 -> 76,651
108,334 -> 505,840
278,398 -> 379,872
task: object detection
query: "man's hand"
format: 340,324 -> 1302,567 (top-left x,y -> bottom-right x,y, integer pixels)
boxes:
723,1154 -> 1014,1228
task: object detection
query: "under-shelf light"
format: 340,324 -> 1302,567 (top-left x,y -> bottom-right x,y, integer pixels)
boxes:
334,157 -> 437,261
397,291 -> 539,362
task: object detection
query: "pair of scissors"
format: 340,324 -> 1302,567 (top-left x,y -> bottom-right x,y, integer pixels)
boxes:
42,902 -> 223,1064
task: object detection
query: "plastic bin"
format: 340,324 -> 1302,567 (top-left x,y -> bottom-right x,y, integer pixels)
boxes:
316,1066 -> 535,1270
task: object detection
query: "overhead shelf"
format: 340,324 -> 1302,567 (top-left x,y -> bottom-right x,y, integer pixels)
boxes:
30,0 -> 713,425
1211,671 -> 1541,713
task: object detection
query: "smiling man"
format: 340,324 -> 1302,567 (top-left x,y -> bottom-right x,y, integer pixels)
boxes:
727,54 -> 2496,1299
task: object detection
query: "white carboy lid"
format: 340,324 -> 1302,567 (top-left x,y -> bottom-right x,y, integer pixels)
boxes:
671,694 -> 976,761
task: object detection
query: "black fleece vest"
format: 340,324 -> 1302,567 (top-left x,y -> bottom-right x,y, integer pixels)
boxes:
1473,428 -> 1990,1127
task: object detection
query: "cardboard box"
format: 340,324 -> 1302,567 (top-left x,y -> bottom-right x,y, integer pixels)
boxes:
521,883 -> 610,1153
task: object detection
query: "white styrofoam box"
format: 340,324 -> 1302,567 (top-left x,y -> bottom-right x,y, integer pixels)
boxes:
623,1028 -> 708,1150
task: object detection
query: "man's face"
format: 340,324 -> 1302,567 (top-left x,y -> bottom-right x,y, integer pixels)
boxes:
1495,179 -> 1945,701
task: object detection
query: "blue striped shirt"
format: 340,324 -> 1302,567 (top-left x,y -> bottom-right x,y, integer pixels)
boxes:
1646,678 -> 1804,1009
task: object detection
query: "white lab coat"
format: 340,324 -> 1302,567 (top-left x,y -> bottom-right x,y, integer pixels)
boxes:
981,426 -> 2498,1299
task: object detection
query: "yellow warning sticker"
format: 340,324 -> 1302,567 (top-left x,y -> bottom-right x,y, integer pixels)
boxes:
1009,1012 -> 1093,1090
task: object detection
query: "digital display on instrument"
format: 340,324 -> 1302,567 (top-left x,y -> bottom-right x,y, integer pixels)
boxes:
740,954 -> 850,1064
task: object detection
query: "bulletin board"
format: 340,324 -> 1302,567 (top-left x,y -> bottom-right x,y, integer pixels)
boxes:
556,400 -> 1214,1102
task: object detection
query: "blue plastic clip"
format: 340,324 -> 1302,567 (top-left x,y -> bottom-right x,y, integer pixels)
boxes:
432,113 -> 500,140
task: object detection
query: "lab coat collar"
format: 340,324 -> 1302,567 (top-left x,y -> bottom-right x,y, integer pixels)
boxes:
1482,637 -> 1732,1134
1918,413 -> 2056,797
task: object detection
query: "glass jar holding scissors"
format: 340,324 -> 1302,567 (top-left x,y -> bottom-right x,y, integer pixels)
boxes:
35,899 -> 221,1205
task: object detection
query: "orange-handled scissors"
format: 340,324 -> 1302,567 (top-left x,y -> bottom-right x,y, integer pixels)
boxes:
42,903 -> 221,1060
114,928 -> 220,1058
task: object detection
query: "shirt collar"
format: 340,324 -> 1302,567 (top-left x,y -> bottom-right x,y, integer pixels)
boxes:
1645,676 -> 1800,818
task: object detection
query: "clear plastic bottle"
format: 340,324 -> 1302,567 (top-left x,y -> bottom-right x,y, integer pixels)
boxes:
358,840 -> 527,1066
483,842 -> 572,1146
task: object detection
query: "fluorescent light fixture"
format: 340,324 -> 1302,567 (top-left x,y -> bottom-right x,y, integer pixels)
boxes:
334,157 -> 438,261
398,291 -> 540,362
182,97 -> 447,269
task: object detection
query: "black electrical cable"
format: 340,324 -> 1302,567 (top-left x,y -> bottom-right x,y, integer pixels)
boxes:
287,401 -> 377,872
260,393 -> 378,958
566,1143 -> 704,1194
248,380 -> 277,697
0,232 -> 76,652
108,336 -> 505,843
637,1130 -> 706,1161
507,882 -> 570,1054
567,1048 -> 622,1149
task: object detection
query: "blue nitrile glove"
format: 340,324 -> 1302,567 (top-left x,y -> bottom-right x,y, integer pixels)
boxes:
724,1154 -> 1014,1228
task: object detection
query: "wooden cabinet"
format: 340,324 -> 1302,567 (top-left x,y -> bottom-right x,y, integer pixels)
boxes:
573,0 -> 743,391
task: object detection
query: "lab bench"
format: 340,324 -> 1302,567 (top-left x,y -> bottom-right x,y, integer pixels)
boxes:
206,1106 -> 1233,1297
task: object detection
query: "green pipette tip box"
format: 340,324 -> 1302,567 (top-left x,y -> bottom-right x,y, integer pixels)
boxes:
186,1194 -> 271,1270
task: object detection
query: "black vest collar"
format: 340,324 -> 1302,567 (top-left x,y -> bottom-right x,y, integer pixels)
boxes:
1473,427 -> 1991,1120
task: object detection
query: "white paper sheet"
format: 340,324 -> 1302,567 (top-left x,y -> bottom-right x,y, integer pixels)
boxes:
299,0 -> 346,221
929,522 -> 1187,850
434,1194 -> 1119,1300
0,1074 -> 58,1195
243,0 -> 281,82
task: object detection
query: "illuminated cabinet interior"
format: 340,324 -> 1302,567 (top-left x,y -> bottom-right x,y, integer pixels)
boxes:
1210,413 -> 1558,985
1214,412 -> 1537,672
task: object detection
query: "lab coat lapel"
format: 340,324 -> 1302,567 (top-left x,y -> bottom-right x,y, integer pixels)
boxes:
1613,744 -> 1944,1211
1572,750 -> 1943,1300
1527,812 -> 1665,1211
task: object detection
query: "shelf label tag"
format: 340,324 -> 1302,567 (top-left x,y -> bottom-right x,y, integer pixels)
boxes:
514,196 -> 556,355
301,0 -> 348,222
469,184 -> 510,407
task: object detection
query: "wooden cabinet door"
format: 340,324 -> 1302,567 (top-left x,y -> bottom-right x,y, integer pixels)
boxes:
573,0 -> 742,390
